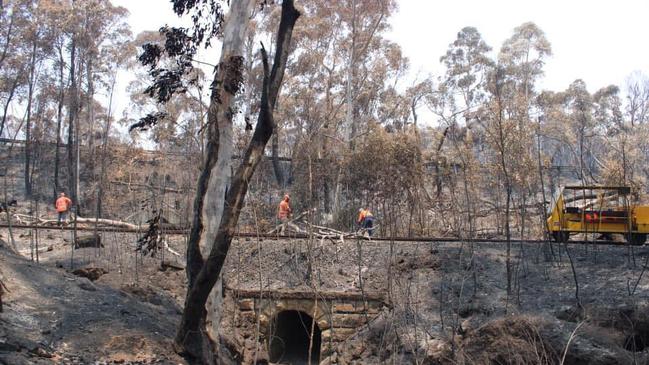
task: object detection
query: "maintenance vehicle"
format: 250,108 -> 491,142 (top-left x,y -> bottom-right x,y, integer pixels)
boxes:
547,186 -> 649,244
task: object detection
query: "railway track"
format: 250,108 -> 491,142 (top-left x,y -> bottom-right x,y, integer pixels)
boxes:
0,223 -> 643,246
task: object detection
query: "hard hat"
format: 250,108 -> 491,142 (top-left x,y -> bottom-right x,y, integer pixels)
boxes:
359,208 -> 363,212
284,194 -> 290,200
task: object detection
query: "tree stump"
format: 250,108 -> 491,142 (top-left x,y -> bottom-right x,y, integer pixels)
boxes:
74,234 -> 103,249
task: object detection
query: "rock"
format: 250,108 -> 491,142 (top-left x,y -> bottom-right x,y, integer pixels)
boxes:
0,341 -> 20,352
74,235 -> 102,249
72,267 -> 108,281
319,352 -> 338,365
0,200 -> 17,213
30,346 -> 53,358
159,260 -> 184,272
460,319 -> 474,334
423,338 -> 451,359
77,280 -> 97,292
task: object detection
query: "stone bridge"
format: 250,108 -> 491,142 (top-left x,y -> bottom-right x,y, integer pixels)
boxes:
226,287 -> 388,364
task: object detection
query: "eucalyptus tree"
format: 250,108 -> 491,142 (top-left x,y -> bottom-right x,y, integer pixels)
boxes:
465,23 -> 552,298
253,0 -> 406,217
623,73 -> 649,186
343,0 -> 397,150
22,0 -> 56,197
498,22 -> 551,126
625,71 -> 649,127
0,0 -> 33,138
134,0 -> 300,362
432,26 -> 493,201
565,79 -> 598,184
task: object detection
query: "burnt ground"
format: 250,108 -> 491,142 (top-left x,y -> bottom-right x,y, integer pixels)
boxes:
3,222 -> 649,364
0,227 -> 188,365
223,236 -> 649,364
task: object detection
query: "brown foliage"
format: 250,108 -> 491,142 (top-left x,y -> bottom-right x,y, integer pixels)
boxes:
457,316 -> 558,364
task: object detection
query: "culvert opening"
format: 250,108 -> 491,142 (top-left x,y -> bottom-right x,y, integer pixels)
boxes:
268,310 -> 321,365
624,331 -> 649,352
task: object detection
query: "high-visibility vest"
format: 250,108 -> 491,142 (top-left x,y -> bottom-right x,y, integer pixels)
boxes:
56,197 -> 72,213
278,200 -> 290,219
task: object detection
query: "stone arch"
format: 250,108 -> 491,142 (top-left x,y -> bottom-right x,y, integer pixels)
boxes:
268,310 -> 321,364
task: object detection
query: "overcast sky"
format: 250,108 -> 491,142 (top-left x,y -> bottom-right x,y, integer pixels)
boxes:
111,0 -> 649,124
389,0 -> 649,93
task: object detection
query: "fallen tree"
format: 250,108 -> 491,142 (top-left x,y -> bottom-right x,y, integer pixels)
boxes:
265,209 -> 378,242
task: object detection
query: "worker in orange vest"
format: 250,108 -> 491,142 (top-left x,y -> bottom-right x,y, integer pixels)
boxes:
357,207 -> 375,237
55,192 -> 72,226
277,194 -> 292,234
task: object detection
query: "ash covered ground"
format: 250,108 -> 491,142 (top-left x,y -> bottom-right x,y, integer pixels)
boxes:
2,225 -> 649,364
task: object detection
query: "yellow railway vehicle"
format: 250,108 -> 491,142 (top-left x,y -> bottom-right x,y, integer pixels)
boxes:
547,186 -> 649,245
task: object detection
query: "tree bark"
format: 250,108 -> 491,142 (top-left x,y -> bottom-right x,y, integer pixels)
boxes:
24,39 -> 38,197
271,131 -> 284,186
0,73 -> 19,138
85,57 -> 95,165
66,37 -> 77,201
177,0 -> 257,362
0,7 -> 15,69
95,75 -> 115,224
435,126 -> 450,198
175,1 -> 300,363
346,0 -> 357,150
54,43 -> 65,198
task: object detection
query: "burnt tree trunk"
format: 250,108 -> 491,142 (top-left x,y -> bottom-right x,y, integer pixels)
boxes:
435,125 -> 450,198
271,132 -> 284,186
175,1 -> 300,363
174,0 -> 258,361
66,38 -> 77,201
54,44 -> 65,198
24,39 -> 38,197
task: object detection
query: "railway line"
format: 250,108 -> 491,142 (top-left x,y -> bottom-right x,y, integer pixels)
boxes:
0,223 -> 642,246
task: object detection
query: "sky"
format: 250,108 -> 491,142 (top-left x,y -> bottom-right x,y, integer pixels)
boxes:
110,0 -> 649,126
388,0 -> 649,92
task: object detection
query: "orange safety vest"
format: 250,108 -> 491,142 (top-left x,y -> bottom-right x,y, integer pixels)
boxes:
358,209 -> 373,223
278,199 -> 291,219
56,197 -> 72,213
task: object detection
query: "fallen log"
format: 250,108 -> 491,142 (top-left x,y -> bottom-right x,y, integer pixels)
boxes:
163,241 -> 181,257
160,260 -> 185,271
18,246 -> 51,256
266,208 -> 315,234
307,223 -> 346,235
74,217 -> 139,230
4,214 -> 142,230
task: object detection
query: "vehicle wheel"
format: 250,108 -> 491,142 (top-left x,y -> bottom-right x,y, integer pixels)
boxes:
552,231 -> 569,243
627,233 -> 647,245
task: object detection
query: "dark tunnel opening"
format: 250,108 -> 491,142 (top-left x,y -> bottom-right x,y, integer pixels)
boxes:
268,310 -> 321,365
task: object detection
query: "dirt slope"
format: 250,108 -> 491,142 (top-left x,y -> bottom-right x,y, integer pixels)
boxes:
0,238 -> 186,365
